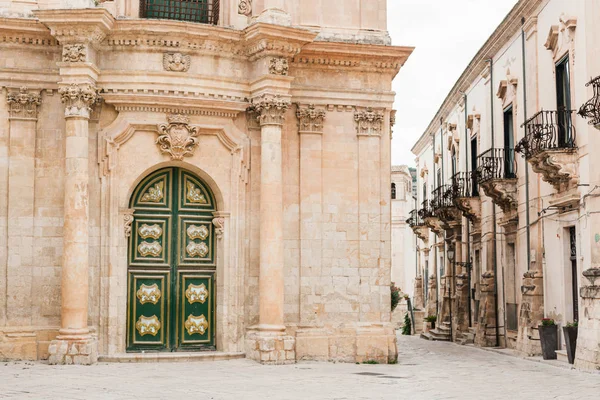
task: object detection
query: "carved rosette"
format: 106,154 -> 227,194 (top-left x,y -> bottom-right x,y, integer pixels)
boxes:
6,87 -> 41,120
212,217 -> 225,239
62,44 -> 86,63
238,0 -> 252,16
58,83 -> 98,119
163,53 -> 191,72
355,107 -> 384,136
296,104 -> 326,134
249,95 -> 291,126
269,57 -> 289,76
156,115 -> 199,161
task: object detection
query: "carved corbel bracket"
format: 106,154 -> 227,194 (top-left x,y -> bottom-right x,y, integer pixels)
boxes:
529,150 -> 578,191
123,208 -> 134,238
480,179 -> 518,214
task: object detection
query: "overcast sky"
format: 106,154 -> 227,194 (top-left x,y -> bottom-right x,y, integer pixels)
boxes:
389,0 -> 518,167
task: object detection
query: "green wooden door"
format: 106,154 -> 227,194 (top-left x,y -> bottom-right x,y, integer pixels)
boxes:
127,167 -> 216,352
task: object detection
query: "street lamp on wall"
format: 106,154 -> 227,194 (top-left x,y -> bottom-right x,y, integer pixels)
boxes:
447,247 -> 455,263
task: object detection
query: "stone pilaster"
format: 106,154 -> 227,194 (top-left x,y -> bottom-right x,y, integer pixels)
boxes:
4,88 -> 41,333
515,268 -> 544,356
48,83 -> 99,365
245,94 -> 295,364
297,104 -> 326,324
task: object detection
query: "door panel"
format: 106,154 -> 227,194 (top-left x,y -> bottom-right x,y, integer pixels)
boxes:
177,273 -> 215,349
127,271 -> 170,351
127,167 -> 216,352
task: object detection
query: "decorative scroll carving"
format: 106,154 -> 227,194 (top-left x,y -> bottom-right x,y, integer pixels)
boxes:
136,315 -> 161,336
185,283 -> 208,304
123,210 -> 134,237
139,224 -> 163,240
186,181 -> 208,204
212,217 -> 225,239
269,57 -> 289,76
141,182 -> 164,203
355,107 -> 384,136
187,225 -> 209,240
249,95 -> 291,126
296,104 -> 326,134
137,284 -> 162,305
390,109 -> 397,139
184,314 -> 209,335
238,0 -> 252,16
186,241 -> 209,258
156,115 -> 199,160
528,150 -> 578,191
163,53 -> 191,72
62,44 -> 86,62
138,241 -> 162,257
58,83 -> 98,118
6,87 -> 41,120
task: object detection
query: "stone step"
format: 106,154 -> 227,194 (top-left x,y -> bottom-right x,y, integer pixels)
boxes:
555,349 -> 568,363
99,351 -> 246,363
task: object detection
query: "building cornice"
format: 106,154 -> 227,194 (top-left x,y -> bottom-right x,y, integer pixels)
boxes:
410,0 -> 544,155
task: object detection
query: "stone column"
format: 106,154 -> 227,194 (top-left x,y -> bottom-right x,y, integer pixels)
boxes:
48,83 -> 99,365
245,94 -> 295,364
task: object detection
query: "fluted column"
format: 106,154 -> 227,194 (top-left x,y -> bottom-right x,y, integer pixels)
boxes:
48,84 -> 98,365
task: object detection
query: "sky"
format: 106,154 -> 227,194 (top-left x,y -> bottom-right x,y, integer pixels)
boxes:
389,0 -> 518,167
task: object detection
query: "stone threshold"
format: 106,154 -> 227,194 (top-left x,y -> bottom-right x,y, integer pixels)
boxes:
99,351 -> 245,363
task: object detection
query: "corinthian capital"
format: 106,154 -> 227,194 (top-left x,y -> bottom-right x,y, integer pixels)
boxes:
6,87 -> 42,120
249,94 -> 291,126
59,83 -> 99,119
296,104 -> 326,134
355,107 -> 384,136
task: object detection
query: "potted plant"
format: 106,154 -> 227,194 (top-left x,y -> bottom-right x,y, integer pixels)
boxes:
538,318 -> 558,360
425,315 -> 437,330
563,320 -> 578,365
390,283 -> 401,312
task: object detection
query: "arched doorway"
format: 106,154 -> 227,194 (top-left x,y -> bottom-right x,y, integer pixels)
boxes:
126,167 -> 216,352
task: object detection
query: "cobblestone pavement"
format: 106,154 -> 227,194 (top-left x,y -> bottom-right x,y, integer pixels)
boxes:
1,335 -> 599,400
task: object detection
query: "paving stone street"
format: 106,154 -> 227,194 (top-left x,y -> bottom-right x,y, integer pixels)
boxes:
1,335 -> 599,399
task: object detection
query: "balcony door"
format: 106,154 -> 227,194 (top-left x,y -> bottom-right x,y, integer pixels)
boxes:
503,106 -> 515,178
556,56 -> 572,146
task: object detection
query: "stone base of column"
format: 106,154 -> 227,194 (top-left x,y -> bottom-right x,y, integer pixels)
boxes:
48,336 -> 98,365
245,331 -> 296,365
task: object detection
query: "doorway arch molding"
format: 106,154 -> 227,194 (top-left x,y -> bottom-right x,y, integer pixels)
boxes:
97,111 -> 248,357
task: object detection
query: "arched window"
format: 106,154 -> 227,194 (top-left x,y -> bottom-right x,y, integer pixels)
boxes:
391,183 -> 397,200
141,0 -> 220,24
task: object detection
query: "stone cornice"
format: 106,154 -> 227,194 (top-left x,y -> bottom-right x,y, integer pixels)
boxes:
0,17 -> 59,47
243,23 -> 317,61
411,0 -> 545,156
34,8 -> 115,45
293,41 -> 413,76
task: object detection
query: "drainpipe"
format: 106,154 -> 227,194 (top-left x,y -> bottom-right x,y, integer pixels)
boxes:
463,92 -> 473,328
521,17 -> 532,272
440,119 -> 453,341
488,58 -> 501,347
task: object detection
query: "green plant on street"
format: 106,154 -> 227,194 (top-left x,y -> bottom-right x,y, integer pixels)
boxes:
402,313 -> 412,335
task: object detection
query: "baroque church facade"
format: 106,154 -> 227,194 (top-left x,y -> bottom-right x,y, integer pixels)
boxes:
0,0 -> 412,364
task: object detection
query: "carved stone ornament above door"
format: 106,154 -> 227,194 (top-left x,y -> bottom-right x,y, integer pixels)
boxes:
156,114 -> 199,161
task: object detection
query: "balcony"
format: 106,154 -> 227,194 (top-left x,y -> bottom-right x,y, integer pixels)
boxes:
579,76 -> 600,130
451,172 -> 481,224
140,0 -> 220,24
476,148 -> 518,217
419,200 -> 443,235
515,109 -> 578,191
407,209 -> 429,242
432,184 -> 461,229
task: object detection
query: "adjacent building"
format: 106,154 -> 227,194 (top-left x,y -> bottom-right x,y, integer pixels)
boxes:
0,0 -> 413,364
409,0 -> 600,370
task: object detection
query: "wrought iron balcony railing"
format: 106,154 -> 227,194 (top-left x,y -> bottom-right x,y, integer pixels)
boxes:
579,76 -> 600,127
476,148 -> 517,184
451,171 -> 479,198
418,200 -> 433,220
407,209 -> 424,227
515,109 -> 577,159
432,184 -> 454,211
140,0 -> 220,24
